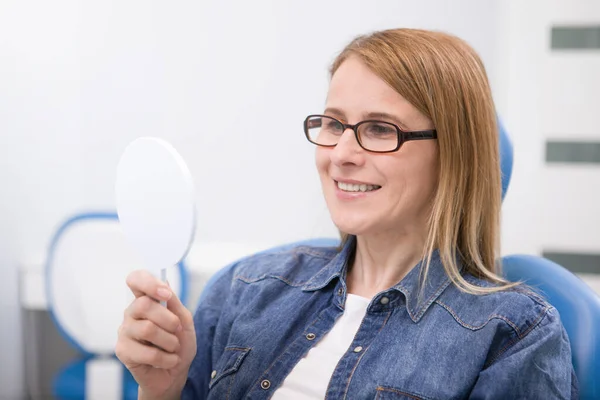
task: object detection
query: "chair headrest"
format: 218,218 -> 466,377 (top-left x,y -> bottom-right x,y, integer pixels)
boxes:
46,212 -> 187,355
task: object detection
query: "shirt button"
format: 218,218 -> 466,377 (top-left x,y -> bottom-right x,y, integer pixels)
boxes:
353,346 -> 363,353
380,296 -> 390,305
306,333 -> 316,340
211,370 -> 217,379
337,287 -> 343,296
261,379 -> 271,390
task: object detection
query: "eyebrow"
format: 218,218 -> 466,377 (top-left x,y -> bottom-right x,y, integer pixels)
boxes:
323,107 -> 410,130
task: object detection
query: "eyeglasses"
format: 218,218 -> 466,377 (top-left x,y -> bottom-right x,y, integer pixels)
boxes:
303,114 -> 437,153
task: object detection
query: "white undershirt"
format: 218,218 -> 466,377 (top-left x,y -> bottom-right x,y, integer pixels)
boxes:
271,294 -> 371,399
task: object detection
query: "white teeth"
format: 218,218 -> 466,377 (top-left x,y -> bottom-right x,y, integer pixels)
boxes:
337,181 -> 380,192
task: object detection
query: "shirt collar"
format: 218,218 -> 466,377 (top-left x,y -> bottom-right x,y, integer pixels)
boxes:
302,237 -> 354,292
302,235 -> 455,323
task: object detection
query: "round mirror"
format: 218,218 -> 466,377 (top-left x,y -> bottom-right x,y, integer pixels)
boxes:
115,137 -> 196,280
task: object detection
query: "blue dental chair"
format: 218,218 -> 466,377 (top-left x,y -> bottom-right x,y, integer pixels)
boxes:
198,120 -> 600,399
45,212 -> 189,400
495,119 -> 600,399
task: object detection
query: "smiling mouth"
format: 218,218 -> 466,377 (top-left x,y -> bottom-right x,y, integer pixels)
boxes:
335,180 -> 381,193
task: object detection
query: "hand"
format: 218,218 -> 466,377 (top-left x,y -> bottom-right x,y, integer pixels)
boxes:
116,270 -> 197,400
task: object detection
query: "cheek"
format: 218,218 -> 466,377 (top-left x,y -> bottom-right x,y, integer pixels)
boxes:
315,147 -> 329,174
385,150 -> 439,201
410,154 -> 439,200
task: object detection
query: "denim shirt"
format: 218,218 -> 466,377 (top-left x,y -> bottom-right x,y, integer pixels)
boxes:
183,238 -> 578,399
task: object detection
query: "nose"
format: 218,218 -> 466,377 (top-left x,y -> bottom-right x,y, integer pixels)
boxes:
330,128 -> 365,167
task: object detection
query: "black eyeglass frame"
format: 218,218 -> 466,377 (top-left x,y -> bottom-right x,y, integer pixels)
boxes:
303,114 -> 438,153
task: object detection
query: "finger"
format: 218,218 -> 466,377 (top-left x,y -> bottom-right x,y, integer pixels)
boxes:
127,295 -> 181,334
116,336 -> 180,369
166,287 -> 194,332
126,270 -> 172,302
125,319 -> 181,354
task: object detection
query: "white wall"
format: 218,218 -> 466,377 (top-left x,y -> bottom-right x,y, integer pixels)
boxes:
1,1 -> 506,398
494,0 -> 550,256
497,0 -> 600,256
540,1 -> 600,254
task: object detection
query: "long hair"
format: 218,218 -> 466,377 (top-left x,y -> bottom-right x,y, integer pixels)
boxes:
331,28 -> 517,294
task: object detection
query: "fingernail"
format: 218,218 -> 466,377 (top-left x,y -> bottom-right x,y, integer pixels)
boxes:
157,287 -> 172,300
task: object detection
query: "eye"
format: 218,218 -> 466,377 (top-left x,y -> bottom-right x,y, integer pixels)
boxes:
324,119 -> 344,131
364,122 -> 396,136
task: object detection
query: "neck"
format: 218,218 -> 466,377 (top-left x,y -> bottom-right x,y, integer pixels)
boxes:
346,230 -> 428,299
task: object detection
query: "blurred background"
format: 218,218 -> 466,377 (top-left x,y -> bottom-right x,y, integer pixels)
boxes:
1,0 -> 598,398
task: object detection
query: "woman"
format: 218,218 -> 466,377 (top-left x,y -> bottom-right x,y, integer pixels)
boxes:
116,28 -> 578,399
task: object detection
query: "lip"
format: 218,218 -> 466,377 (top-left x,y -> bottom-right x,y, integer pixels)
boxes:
333,179 -> 381,200
333,177 -> 379,186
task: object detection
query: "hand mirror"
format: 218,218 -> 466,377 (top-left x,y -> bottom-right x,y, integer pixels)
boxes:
115,137 -> 196,302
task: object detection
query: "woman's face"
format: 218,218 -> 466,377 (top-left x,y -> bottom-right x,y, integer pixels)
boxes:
316,57 -> 439,238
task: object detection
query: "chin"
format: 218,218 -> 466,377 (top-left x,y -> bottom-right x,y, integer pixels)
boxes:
330,213 -> 372,236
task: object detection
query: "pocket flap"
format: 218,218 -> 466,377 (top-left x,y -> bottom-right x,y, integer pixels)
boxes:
375,386 -> 430,400
209,347 -> 251,389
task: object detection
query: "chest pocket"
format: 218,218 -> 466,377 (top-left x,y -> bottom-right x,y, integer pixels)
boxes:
208,347 -> 251,390
375,386 -> 432,400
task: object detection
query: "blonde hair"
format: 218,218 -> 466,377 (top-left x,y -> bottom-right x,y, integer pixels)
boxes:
331,28 -> 517,295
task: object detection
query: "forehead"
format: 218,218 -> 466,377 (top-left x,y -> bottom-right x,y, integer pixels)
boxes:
326,57 -> 416,120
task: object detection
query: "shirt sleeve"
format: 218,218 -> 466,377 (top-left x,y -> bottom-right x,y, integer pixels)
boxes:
469,307 -> 579,399
181,263 -> 238,400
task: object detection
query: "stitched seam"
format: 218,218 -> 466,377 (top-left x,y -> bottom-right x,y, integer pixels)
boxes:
376,386 -> 427,400
507,285 -> 550,305
303,266 -> 344,291
434,300 -> 521,334
303,278 -> 340,291
226,374 -> 233,400
257,247 -> 333,259
340,310 -> 393,400
484,305 -> 551,368
413,278 -> 452,321
235,274 -> 306,287
224,346 -> 250,352
209,348 -> 251,389
291,247 -> 336,258
248,291 -> 325,391
396,287 -> 418,321
233,248 -> 336,287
